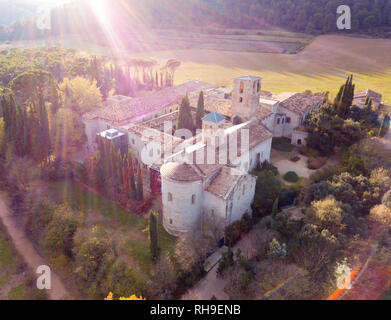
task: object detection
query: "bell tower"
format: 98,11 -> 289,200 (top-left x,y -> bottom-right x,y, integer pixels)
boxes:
232,76 -> 261,122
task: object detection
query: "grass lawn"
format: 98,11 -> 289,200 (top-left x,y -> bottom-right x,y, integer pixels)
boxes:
50,180 -> 176,272
272,137 -> 295,152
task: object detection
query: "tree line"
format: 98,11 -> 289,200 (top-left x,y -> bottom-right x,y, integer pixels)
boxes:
3,0 -> 391,42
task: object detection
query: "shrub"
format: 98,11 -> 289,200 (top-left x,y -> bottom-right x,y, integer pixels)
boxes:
224,213 -> 252,247
310,165 -> 343,183
290,155 -> 300,162
217,248 -> 234,277
279,188 -> 299,207
383,190 -> 391,209
299,146 -> 321,158
267,238 -> 287,259
283,171 -> 299,183
272,137 -> 295,152
254,160 -> 278,175
307,157 -> 327,170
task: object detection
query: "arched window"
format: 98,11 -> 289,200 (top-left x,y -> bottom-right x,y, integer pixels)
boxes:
191,194 -> 196,204
239,97 -> 243,103
240,81 -> 244,94
257,81 -> 260,92
168,193 -> 173,201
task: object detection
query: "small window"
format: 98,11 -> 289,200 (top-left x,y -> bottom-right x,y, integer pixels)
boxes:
168,193 -> 173,201
257,81 -> 260,92
169,219 -> 173,224
211,209 -> 215,215
286,117 -> 291,123
191,194 -> 196,204
277,118 -> 280,125
107,125 -> 111,129
239,97 -> 243,103
282,118 -> 285,124
170,109 -> 172,113
242,185 -> 245,195
240,81 -> 244,94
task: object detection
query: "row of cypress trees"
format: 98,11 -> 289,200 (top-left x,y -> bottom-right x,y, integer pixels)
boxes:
90,138 -> 144,202
1,91 -> 50,162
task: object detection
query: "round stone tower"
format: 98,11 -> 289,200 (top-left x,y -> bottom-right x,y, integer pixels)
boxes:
160,162 -> 204,236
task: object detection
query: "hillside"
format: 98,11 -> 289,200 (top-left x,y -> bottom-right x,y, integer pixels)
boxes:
2,0 -> 391,42
0,0 -> 68,26
49,0 -> 391,37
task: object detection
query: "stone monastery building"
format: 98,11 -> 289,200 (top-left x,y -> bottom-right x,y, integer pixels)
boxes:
82,76 -> 324,236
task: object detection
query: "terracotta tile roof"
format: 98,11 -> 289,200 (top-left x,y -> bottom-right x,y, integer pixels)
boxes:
258,102 -> 274,120
83,80 -> 215,124
206,167 -> 243,199
278,93 -> 324,115
232,119 -> 273,156
160,162 -> 202,182
125,125 -> 184,156
189,94 -> 233,117
354,89 -> 382,102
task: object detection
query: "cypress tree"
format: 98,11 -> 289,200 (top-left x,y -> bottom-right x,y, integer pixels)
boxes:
15,103 -> 25,156
334,75 -> 355,118
136,164 -> 143,201
195,91 -> 205,129
272,197 -> 279,216
1,95 -> 11,141
176,94 -> 195,132
129,159 -> 137,200
8,95 -> 18,142
49,80 -> 60,114
149,210 -> 159,260
37,92 -> 50,162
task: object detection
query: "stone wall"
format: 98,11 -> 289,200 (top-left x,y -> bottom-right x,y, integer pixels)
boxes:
161,177 -> 203,236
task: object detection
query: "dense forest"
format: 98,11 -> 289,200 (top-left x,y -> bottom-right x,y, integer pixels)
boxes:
1,0 -> 391,42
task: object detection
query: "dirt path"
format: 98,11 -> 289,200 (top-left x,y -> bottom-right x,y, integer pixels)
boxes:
0,195 -> 71,300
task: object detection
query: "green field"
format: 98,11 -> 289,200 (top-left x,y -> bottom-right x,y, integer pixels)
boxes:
130,35 -> 391,103
3,33 -> 390,103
